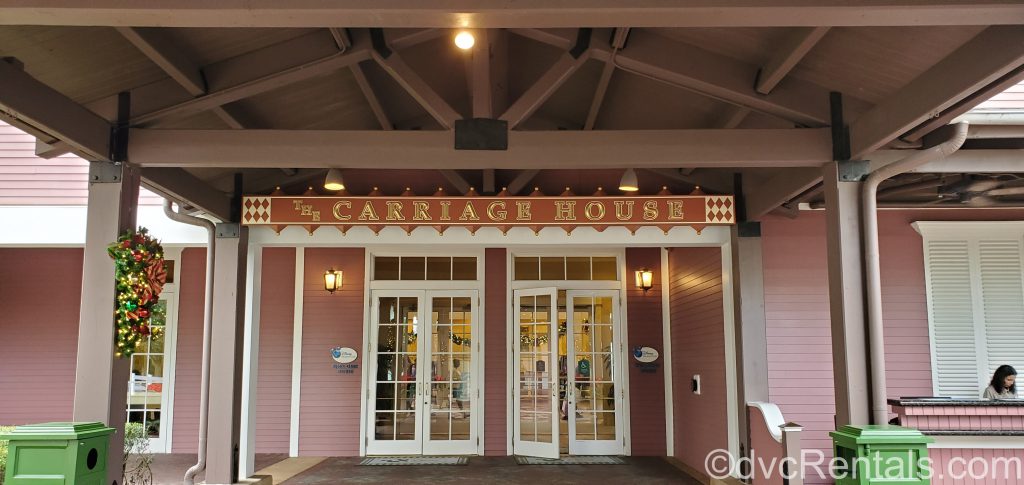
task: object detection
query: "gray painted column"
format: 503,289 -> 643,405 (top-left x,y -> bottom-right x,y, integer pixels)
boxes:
206,224 -> 249,484
822,161 -> 871,426
72,161 -> 139,485
736,222 -> 769,403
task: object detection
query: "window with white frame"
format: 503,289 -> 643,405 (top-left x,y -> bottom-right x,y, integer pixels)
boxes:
917,222 -> 1024,398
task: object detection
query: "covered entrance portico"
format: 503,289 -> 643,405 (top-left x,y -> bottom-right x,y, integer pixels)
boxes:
2,3 -> 1023,484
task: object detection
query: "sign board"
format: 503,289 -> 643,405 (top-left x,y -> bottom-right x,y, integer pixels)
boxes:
633,346 -> 659,363
331,347 -> 358,364
241,194 -> 735,234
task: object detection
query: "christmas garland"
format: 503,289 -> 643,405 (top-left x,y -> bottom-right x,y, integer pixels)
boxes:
403,333 -> 472,347
107,227 -> 167,358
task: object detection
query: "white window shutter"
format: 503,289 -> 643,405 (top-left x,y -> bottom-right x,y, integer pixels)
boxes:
977,239 -> 1024,384
925,240 -> 982,398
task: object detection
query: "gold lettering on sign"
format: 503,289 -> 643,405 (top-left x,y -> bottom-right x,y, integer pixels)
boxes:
459,201 -> 481,221
440,201 -> 452,221
643,200 -> 658,221
292,199 -> 303,211
412,201 -> 431,221
358,201 -> 380,221
667,201 -> 684,220
554,201 -> 577,221
312,210 -> 321,222
584,201 -> 606,221
614,200 -> 634,220
332,201 -> 352,221
386,201 -> 404,221
516,201 -> 532,220
487,201 -> 507,221
300,204 -> 312,216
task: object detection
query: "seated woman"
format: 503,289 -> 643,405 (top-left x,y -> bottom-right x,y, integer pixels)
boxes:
983,365 -> 1018,399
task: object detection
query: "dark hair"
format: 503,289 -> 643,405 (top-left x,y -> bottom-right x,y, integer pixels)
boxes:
990,365 -> 1018,393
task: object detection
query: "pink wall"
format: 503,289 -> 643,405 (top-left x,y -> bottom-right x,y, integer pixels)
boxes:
484,248 -> 507,455
171,248 -> 207,453
0,248 -> 82,425
668,246 -> 728,471
297,248 -> 365,456
254,247 -> 296,453
760,209 -> 1024,482
625,247 -> 667,456
0,121 -> 161,205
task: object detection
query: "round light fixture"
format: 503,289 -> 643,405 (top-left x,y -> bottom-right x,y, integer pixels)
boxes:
324,168 -> 345,191
454,31 -> 475,50
619,168 -> 639,192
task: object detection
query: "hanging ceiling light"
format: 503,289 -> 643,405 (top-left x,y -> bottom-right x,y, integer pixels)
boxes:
619,168 -> 639,192
324,168 -> 345,191
454,31 -> 475,50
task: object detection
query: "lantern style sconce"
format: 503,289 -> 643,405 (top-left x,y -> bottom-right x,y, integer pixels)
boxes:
324,269 -> 343,294
635,268 -> 654,294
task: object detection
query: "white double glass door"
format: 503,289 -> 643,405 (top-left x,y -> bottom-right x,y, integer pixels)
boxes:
514,288 -> 623,458
366,290 -> 478,455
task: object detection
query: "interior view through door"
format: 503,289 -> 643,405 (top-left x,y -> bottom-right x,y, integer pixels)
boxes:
366,290 -> 478,455
514,288 -> 623,458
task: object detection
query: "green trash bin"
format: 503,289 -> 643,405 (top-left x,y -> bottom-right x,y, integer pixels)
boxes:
830,424 -> 934,485
1,422 -> 114,485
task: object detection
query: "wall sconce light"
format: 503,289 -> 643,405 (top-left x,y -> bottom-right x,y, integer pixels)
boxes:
635,268 -> 654,293
324,269 -> 343,294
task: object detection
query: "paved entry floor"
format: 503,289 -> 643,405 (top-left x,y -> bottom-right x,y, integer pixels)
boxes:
282,456 -> 699,484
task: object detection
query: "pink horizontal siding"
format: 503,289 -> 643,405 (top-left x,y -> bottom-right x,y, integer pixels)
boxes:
170,248 -> 207,453
0,121 -> 161,205
761,208 -> 1024,484
929,448 -> 1024,485
0,248 -> 82,425
669,247 -> 728,473
626,247 -> 667,456
254,248 -> 296,454
298,248 -> 365,456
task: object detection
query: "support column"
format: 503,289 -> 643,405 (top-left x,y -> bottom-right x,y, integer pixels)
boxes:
822,161 -> 870,426
239,243 -> 263,479
735,222 -> 769,402
72,161 -> 139,485
207,223 -> 249,484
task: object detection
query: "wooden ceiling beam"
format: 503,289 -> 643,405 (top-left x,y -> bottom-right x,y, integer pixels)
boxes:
351,63 -> 392,130
755,27 -> 830,95
584,28 -> 629,130
140,167 -> 233,221
501,30 -> 591,128
743,167 -> 823,220
3,2 -> 1023,27
516,28 -> 868,127
470,29 -> 493,119
0,58 -> 110,160
127,127 -> 832,168
116,26 -> 248,131
371,31 -> 461,129
440,169 -> 472,194
507,169 -> 541,195
850,26 -> 1024,159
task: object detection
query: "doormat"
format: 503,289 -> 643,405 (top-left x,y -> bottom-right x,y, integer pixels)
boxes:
360,457 -> 468,466
515,456 -> 626,465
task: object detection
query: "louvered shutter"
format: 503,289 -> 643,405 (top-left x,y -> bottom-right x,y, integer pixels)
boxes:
977,239 -> 1024,384
924,239 -> 983,398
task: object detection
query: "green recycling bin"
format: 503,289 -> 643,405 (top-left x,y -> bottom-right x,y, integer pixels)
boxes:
1,422 -> 114,485
830,424 -> 934,485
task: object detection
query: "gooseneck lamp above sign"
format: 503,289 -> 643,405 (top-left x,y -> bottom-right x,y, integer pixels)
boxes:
635,268 -> 654,294
324,269 -> 343,294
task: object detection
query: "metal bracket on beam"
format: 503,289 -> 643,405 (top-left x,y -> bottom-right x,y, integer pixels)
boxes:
109,91 -> 131,163
216,223 -> 240,239
570,28 -> 593,59
837,160 -> 869,182
369,28 -> 392,59
737,221 -> 762,238
88,161 -> 123,184
829,91 -> 851,162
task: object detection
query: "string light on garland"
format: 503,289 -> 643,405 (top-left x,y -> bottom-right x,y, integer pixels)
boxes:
107,227 -> 166,358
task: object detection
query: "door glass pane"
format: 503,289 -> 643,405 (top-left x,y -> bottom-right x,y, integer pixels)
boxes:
518,293 -> 554,445
591,257 -> 617,280
427,295 -> 474,443
426,257 -> 452,280
571,295 -> 616,444
540,257 -> 566,280
452,257 -> 476,280
126,298 -> 168,439
401,257 -> 426,280
375,257 -> 400,280
565,257 -> 591,280
515,257 -> 540,280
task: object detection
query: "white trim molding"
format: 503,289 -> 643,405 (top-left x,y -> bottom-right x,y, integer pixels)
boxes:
930,435 -> 1024,449
289,248 -> 305,456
